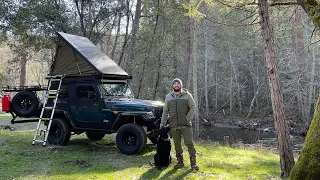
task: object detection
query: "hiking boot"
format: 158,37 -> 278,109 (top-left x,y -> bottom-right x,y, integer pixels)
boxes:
174,155 -> 184,169
190,156 -> 199,171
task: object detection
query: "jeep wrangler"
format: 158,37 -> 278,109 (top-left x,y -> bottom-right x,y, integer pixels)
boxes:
1,32 -> 164,155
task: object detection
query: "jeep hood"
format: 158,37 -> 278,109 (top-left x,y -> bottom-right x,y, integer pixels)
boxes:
104,98 -> 163,111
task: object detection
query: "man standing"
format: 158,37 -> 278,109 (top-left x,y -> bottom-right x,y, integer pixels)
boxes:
160,78 -> 199,170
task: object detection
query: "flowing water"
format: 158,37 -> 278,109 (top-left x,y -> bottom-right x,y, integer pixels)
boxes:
200,124 -> 305,152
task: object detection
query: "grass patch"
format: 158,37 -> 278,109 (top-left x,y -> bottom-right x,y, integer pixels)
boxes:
0,114 -> 281,179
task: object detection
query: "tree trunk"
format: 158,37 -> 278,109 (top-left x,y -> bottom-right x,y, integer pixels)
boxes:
111,1 -> 123,60
247,83 -> 263,118
106,14 -> 118,55
229,58 -> 233,117
137,1 -> 159,98
228,40 -> 241,115
127,0 -> 142,71
152,50 -> 162,100
204,25 -> 209,118
192,20 -> 199,138
290,93 -> 320,179
306,34 -> 316,127
290,0 -> 320,178
118,0 -> 130,66
258,0 -> 295,178
255,53 -> 260,109
215,61 -> 218,110
296,6 -> 308,121
19,54 -> 27,86
291,20 -> 304,119
75,0 -> 86,37
136,54 -> 146,99
185,17 -> 192,90
87,1 -> 93,39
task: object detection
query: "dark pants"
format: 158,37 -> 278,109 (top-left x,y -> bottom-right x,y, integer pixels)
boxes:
171,127 -> 196,156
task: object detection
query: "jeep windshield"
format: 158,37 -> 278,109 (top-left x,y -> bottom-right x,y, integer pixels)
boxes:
100,83 -> 133,97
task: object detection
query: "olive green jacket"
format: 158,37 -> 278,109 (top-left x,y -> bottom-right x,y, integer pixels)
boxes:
160,89 -> 195,128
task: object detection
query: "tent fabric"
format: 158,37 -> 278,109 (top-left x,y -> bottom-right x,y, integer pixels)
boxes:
50,32 -> 129,78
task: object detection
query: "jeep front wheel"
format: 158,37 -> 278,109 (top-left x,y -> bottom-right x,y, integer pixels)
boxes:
86,130 -> 105,140
47,118 -> 71,145
116,123 -> 147,154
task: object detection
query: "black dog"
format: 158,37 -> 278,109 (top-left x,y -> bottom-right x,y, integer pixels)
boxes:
153,126 -> 172,169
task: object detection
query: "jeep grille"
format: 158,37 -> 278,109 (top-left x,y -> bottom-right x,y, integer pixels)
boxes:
152,107 -> 163,119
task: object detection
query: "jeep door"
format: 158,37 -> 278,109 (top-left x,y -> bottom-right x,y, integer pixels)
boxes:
69,83 -> 106,129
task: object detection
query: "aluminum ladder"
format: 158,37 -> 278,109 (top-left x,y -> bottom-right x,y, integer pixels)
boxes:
32,74 -> 64,146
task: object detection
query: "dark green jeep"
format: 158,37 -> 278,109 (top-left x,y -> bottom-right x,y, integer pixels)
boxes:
3,32 -> 163,154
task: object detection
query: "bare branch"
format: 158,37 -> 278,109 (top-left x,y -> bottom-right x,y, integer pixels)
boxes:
215,0 -> 256,13
270,2 -> 300,6
204,17 -> 259,27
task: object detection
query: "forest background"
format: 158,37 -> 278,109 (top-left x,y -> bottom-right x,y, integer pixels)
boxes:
0,0 -> 319,136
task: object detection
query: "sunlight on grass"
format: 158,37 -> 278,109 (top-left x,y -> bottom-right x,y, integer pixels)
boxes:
0,113 -> 12,117
0,120 -> 281,180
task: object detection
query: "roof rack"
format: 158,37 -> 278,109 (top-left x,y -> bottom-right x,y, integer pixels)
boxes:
2,85 -> 47,92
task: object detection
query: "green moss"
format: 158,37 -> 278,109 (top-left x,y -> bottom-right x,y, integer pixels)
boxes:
290,93 -> 320,179
304,0 -> 320,30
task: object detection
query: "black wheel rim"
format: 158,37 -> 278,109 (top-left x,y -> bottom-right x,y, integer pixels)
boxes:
18,97 -> 32,111
50,126 -> 61,139
122,132 -> 137,147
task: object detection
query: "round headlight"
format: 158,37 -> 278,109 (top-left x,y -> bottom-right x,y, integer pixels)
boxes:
146,106 -> 152,111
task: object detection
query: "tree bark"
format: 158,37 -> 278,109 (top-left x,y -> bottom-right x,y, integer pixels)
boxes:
192,19 -> 199,138
215,61 -> 218,110
296,6 -> 308,121
290,0 -> 320,178
229,53 -> 233,117
306,34 -> 316,127
247,83 -> 263,118
185,17 -> 192,90
75,0 -> 86,37
127,0 -> 142,71
298,0 -> 320,29
290,93 -> 320,180
228,40 -> 241,115
111,0 -> 123,60
136,0 -> 159,98
136,54 -> 146,99
118,0 -> 130,66
152,50 -> 162,100
106,14 -> 118,55
19,53 -> 27,86
204,25 -> 209,118
258,0 -> 295,178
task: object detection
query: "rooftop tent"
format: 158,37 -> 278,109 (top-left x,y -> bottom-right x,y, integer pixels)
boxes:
50,32 -> 130,79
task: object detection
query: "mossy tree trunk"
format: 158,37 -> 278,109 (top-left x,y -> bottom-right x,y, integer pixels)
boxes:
290,93 -> 320,178
290,0 -> 320,179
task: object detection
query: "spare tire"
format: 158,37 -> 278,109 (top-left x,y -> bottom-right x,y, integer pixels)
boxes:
11,91 -> 39,117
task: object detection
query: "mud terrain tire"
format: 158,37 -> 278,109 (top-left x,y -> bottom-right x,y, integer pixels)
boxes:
11,91 -> 39,117
47,118 -> 71,145
116,123 -> 147,154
